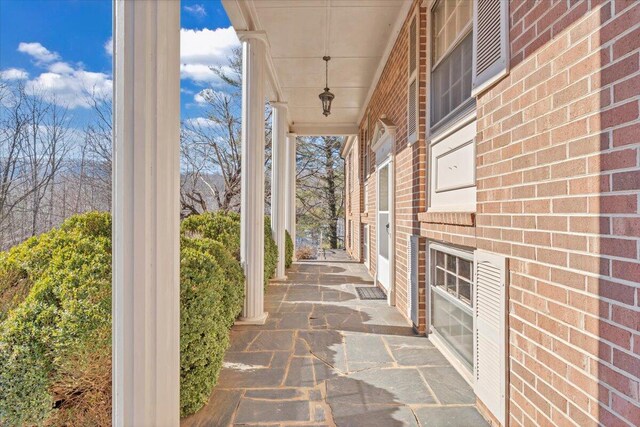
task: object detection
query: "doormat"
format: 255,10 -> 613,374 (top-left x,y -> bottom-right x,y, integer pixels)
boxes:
356,286 -> 387,300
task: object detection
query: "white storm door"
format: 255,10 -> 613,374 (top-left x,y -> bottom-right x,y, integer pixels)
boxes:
377,160 -> 391,292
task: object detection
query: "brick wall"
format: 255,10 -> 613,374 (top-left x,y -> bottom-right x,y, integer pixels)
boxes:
348,0 -> 638,424
352,0 -> 428,332
475,1 -> 640,425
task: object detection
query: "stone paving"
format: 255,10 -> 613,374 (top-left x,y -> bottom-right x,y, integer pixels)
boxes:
182,251 -> 489,427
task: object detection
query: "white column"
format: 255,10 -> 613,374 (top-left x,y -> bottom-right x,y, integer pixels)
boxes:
113,1 -> 180,425
270,102 -> 288,279
238,31 -> 268,324
285,132 -> 297,260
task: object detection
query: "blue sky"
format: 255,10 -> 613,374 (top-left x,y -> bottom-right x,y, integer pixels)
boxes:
0,0 -> 237,126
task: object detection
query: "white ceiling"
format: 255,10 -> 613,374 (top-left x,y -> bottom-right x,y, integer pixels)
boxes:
221,0 -> 411,135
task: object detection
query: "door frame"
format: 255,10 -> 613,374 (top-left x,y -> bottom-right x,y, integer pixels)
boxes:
376,155 -> 395,306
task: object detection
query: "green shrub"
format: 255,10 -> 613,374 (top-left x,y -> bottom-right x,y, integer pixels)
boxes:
179,239 -> 241,417
285,230 -> 293,269
264,216 -> 278,286
181,211 -> 241,259
0,215 -> 113,426
0,211 -> 251,423
0,211 -> 112,324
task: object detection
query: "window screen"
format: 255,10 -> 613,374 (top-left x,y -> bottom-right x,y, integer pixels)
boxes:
431,32 -> 473,126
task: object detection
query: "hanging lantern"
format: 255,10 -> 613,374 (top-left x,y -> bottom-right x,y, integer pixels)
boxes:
319,56 -> 334,117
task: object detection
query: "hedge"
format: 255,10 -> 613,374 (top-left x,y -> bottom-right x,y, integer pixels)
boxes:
182,212 -> 278,287
0,213 -> 113,426
182,211 -> 241,260
263,216 -> 278,285
285,230 -> 293,269
179,237 -> 243,416
0,211 -> 248,425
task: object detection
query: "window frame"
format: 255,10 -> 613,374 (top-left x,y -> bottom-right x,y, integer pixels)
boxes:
428,241 -> 475,373
428,0 -> 475,134
407,11 -> 419,145
425,0 -> 477,213
363,114 -> 370,211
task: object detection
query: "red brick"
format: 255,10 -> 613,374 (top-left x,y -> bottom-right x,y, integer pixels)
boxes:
588,149 -> 638,173
614,74 -> 640,103
595,195 -> 637,214
612,123 -> 640,147
599,320 -> 633,349
569,216 -> 609,234
600,2 -> 640,44
611,393 -> 640,425
612,217 -> 640,237
595,101 -> 639,130
599,52 -> 639,89
613,26 -> 640,59
612,170 -> 640,191
612,260 -> 640,284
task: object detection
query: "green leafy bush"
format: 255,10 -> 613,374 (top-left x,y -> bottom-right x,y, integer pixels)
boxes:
264,216 -> 278,285
183,211 -> 276,287
0,211 -> 247,424
179,237 -> 244,416
181,211 -> 241,259
0,214 -> 113,426
285,230 -> 294,269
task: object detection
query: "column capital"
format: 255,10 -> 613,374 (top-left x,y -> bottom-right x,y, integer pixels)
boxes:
270,101 -> 288,110
287,132 -> 297,138
237,30 -> 269,46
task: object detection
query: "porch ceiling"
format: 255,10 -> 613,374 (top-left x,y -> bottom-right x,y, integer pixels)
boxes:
221,0 -> 412,136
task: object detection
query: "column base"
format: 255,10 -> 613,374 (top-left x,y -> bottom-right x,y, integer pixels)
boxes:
235,312 -> 269,325
271,275 -> 288,282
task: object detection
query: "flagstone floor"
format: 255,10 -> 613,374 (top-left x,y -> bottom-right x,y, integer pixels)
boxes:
181,251 -> 489,427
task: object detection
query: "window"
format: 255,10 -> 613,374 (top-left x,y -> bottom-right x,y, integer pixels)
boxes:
429,243 -> 474,372
430,0 -> 474,130
407,13 -> 419,144
428,0 -> 477,212
362,115 -> 370,179
363,115 -> 370,211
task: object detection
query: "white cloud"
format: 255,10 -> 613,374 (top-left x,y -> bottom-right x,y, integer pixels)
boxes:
48,62 -> 74,74
180,27 -> 239,84
13,42 -> 112,109
25,69 -> 112,108
185,116 -> 218,128
0,68 -> 29,80
18,42 -> 60,64
104,37 -> 113,56
184,4 -> 206,17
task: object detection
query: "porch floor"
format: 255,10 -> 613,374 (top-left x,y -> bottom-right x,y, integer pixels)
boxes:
182,252 -> 489,426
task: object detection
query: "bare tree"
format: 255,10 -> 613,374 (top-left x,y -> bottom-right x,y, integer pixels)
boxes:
22,90 -> 72,236
0,80 -> 110,248
296,136 -> 345,249
82,88 -> 112,201
181,89 -> 242,215
181,47 -> 273,217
